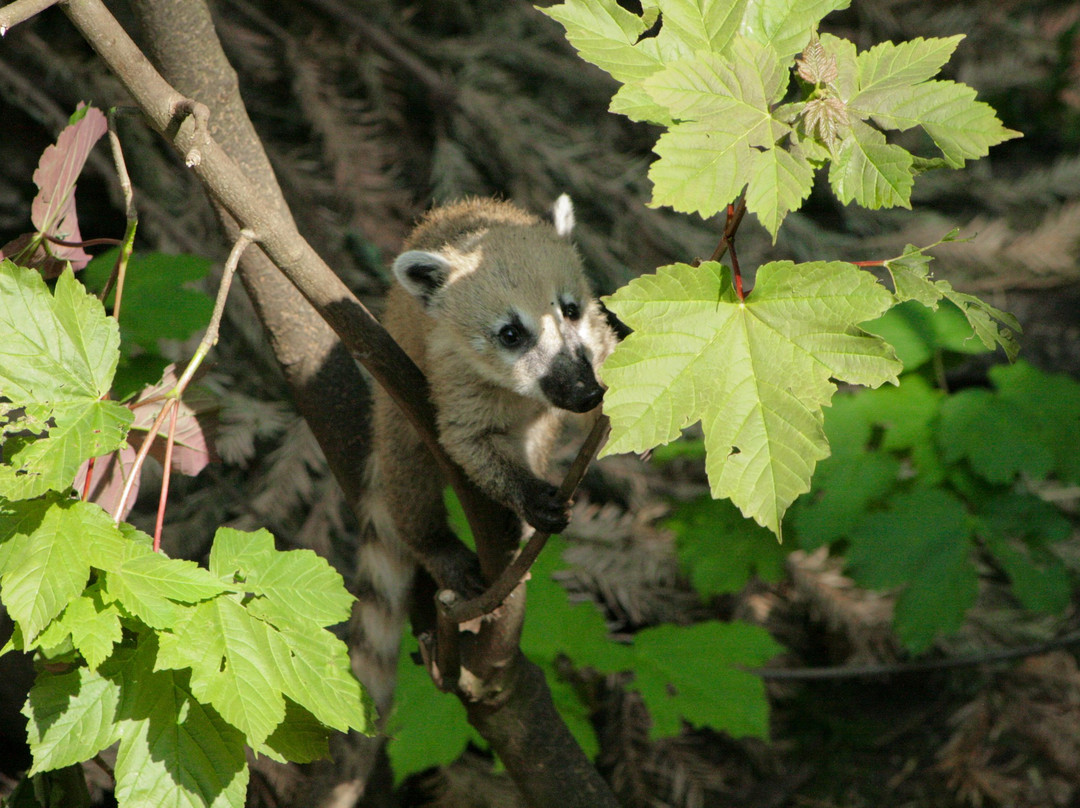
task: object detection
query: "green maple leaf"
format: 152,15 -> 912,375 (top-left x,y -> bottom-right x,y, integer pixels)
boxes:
102,536 -> 233,629
828,119 -> 914,208
846,488 -> 976,653
538,0 -> 666,85
645,37 -> 796,231
821,34 -> 1020,172
209,527 -> 354,628
34,585 -> 122,669
657,0 -> 748,54
0,262 -> 132,500
628,621 -> 782,740
600,259 -> 901,538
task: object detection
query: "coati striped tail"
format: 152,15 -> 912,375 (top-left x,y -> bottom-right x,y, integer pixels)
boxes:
348,484 -> 414,724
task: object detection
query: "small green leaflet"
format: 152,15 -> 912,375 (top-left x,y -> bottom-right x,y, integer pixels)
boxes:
0,262 -> 132,499
601,259 -> 901,538
209,527 -> 354,628
156,594 -> 292,751
154,526 -> 372,753
739,0 -> 851,61
884,244 -> 1021,360
34,584 -> 123,669
102,533 -> 233,629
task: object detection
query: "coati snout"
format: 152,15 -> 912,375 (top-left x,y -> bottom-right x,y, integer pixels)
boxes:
540,346 -> 604,413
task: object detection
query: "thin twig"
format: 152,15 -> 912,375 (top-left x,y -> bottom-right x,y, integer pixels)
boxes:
113,397 -> 174,524
174,229 -> 252,390
752,631 -> 1080,681
707,195 -> 748,265
112,230 -> 255,525
153,400 -> 180,552
443,414 -> 611,624
107,107 -> 136,220
0,0 -> 58,34
43,234 -> 122,249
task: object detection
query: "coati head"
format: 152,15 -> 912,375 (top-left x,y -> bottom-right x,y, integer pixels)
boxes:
391,197 -> 615,414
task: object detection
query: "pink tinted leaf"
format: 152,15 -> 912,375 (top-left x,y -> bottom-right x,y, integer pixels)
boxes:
130,364 -> 218,476
30,105 -> 108,271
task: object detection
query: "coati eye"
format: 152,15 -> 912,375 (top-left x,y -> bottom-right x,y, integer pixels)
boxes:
561,301 -> 581,321
497,324 -> 523,348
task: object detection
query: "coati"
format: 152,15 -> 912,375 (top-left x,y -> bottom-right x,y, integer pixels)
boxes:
352,196 -> 617,717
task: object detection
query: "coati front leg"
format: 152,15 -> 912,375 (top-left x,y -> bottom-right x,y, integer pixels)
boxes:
437,408 -> 571,536
376,419 -> 486,596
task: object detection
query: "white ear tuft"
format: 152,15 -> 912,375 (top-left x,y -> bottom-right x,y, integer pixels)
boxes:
392,250 -> 453,308
552,193 -> 575,238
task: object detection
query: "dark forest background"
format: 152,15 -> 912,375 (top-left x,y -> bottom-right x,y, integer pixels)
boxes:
2,1 -> 1080,806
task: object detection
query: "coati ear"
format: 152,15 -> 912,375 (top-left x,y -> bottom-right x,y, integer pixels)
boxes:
551,193 -> 575,238
392,250 -> 453,308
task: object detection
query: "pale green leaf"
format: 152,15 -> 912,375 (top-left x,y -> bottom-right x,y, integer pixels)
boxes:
649,120 -> 758,216
155,595 -> 288,750
828,119 -> 914,208
745,144 -> 815,240
850,36 -> 964,111
539,0 -> 665,83
209,527 -> 354,628
23,665 -> 121,773
657,0 -> 747,54
600,260 -> 900,536
0,496 -> 124,641
0,263 -> 131,499
644,38 -> 791,217
609,83 -> 675,126
102,542 -> 231,629
113,644 -> 248,808
643,37 -> 787,122
859,80 -> 1020,166
739,0 -> 851,61
35,588 -> 122,669
265,619 -> 375,736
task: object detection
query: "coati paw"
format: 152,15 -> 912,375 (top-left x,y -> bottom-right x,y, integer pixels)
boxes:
520,479 -> 571,535
428,546 -> 487,600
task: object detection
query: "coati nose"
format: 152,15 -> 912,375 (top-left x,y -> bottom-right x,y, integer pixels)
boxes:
578,385 -> 604,412
540,348 -> 604,413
